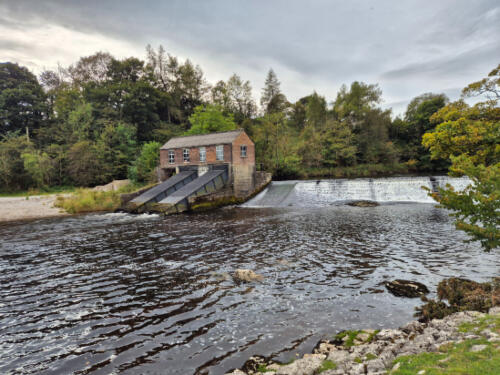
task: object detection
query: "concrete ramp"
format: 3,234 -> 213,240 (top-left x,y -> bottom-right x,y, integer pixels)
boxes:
156,169 -> 228,213
126,171 -> 197,212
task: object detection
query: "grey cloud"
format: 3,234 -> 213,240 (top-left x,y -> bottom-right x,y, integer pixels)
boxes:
0,0 -> 499,106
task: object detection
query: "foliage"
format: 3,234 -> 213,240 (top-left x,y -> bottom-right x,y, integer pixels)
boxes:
422,65 -> 499,251
0,135 -> 33,190
0,62 -> 47,136
185,104 -> 237,135
21,150 -> 55,188
429,157 -> 499,250
261,69 -> 286,114
131,141 -> 161,182
55,189 -> 121,214
54,181 -> 147,214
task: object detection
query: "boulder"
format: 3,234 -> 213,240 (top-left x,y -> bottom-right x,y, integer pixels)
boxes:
234,269 -> 264,283
348,200 -> 379,207
385,279 -> 429,298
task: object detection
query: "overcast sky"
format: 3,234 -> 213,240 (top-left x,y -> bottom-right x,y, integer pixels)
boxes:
1,0 -> 499,114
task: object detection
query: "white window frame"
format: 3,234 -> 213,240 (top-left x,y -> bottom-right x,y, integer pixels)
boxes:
168,150 -> 175,164
199,147 -> 206,162
183,148 -> 190,163
240,145 -> 247,158
216,145 -> 224,161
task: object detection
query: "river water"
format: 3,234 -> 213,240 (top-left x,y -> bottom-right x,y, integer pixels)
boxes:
1,198 -> 499,374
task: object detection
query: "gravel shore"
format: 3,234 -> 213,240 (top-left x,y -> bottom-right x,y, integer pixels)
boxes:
0,195 -> 67,223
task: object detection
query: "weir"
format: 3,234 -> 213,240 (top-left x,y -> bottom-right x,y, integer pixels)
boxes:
243,176 -> 470,207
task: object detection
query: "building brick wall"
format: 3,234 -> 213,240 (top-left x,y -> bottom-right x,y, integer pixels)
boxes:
160,144 -> 232,170
159,131 -> 256,195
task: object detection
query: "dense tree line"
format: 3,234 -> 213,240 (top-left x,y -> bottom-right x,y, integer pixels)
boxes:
0,45 -> 455,191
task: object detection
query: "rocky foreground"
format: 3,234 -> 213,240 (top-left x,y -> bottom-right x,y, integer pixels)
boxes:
226,306 -> 500,375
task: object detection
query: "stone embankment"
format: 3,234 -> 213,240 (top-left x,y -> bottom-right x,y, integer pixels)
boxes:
227,307 -> 500,375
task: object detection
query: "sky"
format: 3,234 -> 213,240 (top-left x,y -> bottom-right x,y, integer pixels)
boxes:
1,0 -> 499,115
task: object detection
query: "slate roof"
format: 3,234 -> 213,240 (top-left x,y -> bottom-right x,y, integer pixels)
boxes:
161,129 -> 245,149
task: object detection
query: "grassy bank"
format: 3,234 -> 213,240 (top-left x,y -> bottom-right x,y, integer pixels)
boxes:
54,182 -> 149,214
393,313 -> 500,374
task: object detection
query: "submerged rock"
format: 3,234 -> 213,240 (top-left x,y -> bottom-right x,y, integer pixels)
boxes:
385,279 -> 429,298
348,200 -> 380,207
233,269 -> 264,283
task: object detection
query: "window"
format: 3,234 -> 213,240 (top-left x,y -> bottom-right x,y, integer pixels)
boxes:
216,145 -> 224,161
168,150 -> 175,164
199,147 -> 206,162
240,145 -> 247,158
183,148 -> 190,162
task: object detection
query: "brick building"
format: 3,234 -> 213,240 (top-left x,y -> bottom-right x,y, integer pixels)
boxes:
160,129 -> 255,197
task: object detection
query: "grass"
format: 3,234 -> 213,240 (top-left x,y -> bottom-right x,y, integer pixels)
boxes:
317,360 -> 337,373
334,329 -> 380,348
334,330 -> 361,348
0,185 -> 76,197
54,181 -> 149,214
458,314 -> 500,334
392,314 -> 500,375
256,364 -> 274,373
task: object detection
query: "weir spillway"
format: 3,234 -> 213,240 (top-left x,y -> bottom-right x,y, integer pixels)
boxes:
243,176 -> 471,207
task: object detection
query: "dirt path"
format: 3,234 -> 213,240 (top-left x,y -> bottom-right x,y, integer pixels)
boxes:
0,195 -> 68,223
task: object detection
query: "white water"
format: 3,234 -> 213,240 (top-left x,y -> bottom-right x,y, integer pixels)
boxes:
243,176 -> 471,207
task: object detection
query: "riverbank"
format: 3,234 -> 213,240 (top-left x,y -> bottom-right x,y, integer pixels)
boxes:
227,307 -> 500,375
0,195 -> 68,223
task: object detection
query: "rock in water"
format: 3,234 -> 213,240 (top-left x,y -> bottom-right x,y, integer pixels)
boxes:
385,279 -> 429,297
233,269 -> 264,283
348,200 -> 379,207
241,355 -> 267,373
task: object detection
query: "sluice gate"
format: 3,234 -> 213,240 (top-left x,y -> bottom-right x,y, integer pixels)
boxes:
126,171 -> 197,212
155,169 -> 228,213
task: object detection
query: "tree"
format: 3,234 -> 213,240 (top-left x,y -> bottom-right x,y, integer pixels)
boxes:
261,69 -> 286,114
131,141 -> 161,182
390,93 -> 448,171
22,149 -> 55,188
322,120 -> 357,167
67,52 -> 113,85
0,135 -> 32,190
0,62 -> 47,136
212,74 -> 256,123
66,141 -> 103,186
185,104 -> 237,135
422,65 -> 500,251
462,63 -> 500,100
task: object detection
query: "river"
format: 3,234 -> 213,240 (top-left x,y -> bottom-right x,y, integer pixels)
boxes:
0,178 -> 498,374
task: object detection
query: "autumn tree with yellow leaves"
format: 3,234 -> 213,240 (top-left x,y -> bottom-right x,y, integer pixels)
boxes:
423,64 -> 500,251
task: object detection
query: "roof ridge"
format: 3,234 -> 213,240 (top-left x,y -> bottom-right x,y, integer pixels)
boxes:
168,128 -> 243,140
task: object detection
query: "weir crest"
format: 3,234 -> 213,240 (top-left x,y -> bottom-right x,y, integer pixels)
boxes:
242,176 -> 471,207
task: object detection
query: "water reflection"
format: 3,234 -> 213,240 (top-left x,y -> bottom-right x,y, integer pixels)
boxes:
0,205 -> 498,375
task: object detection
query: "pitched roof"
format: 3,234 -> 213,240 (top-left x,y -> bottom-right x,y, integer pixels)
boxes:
161,129 -> 245,149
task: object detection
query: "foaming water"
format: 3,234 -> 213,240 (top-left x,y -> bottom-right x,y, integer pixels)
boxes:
243,176 -> 470,207
0,204 -> 498,375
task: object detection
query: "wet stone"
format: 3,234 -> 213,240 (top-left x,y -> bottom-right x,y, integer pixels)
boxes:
385,279 -> 430,298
